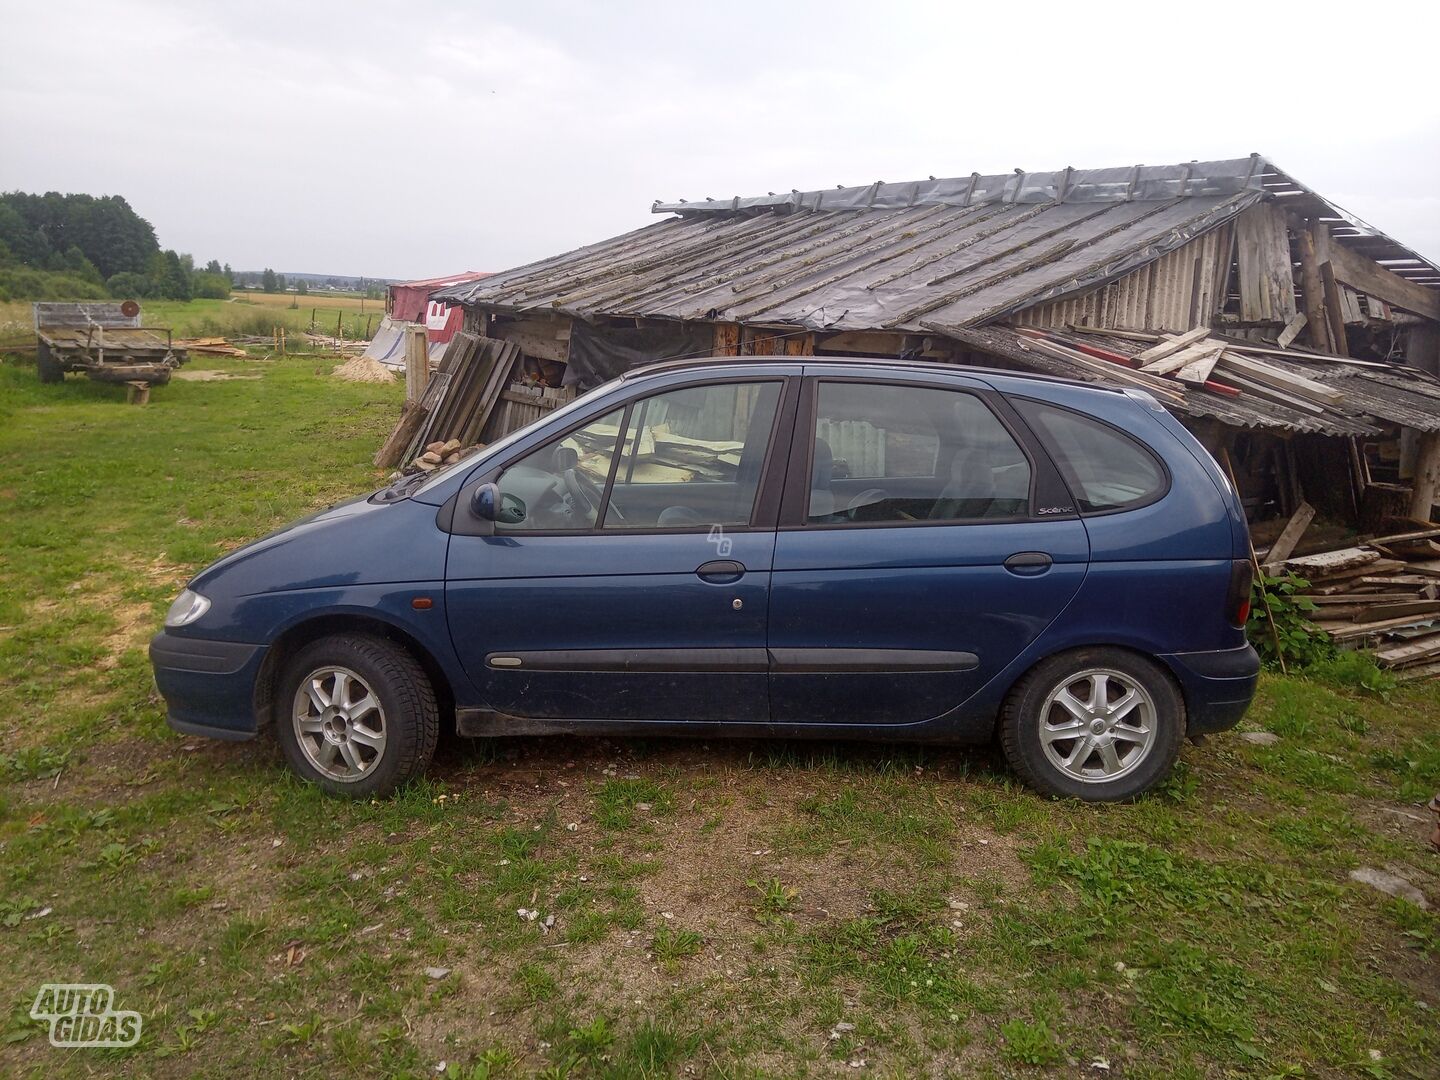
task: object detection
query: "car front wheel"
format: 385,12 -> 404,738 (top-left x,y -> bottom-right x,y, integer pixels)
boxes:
1000,647 -> 1184,802
275,634 -> 438,798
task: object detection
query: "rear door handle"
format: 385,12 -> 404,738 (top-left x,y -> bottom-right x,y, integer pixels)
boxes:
696,560 -> 745,583
1004,551 -> 1052,576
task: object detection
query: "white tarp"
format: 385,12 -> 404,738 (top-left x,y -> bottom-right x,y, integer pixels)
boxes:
363,315 -> 449,369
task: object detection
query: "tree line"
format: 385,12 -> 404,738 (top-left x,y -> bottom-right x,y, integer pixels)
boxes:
0,191 -> 233,302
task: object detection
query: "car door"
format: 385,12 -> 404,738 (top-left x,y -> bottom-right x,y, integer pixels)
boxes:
768,373 -> 1089,726
445,373 -> 797,723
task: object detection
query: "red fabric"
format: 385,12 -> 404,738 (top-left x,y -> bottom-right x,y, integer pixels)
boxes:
386,271 -> 490,322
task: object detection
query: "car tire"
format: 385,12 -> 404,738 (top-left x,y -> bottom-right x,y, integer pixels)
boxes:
274,634 -> 438,799
1000,647 -> 1184,802
36,339 -> 63,383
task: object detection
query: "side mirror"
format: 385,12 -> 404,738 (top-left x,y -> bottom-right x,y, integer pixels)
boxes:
471,483 -> 525,524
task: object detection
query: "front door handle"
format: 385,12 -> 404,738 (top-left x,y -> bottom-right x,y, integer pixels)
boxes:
1004,551 -> 1052,576
696,560 -> 745,584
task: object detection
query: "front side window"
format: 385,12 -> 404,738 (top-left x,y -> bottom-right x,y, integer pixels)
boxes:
495,407 -> 626,531
494,382 -> 783,533
807,382 -> 1031,524
1012,398 -> 1167,513
604,381 -> 781,529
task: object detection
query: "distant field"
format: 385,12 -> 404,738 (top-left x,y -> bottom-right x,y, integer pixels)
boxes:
237,290 -> 380,311
0,294 -> 385,344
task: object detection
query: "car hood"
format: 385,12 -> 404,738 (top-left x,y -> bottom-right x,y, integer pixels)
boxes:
189,493 -> 448,597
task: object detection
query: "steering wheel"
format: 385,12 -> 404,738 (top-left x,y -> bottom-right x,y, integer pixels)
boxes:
563,468 -> 623,523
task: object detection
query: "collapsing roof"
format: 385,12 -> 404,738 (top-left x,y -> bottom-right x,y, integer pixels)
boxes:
950,324 -> 1440,437
436,155 -> 1439,335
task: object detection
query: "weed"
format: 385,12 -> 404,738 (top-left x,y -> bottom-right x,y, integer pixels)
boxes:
651,926 -> 704,963
750,877 -> 798,922
999,1018 -> 1062,1066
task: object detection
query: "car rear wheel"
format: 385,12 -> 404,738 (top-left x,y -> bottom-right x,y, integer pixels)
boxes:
1000,647 -> 1184,802
275,634 -> 438,798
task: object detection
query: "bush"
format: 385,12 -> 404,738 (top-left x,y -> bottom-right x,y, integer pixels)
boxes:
105,271 -> 152,299
0,267 -> 109,301
1247,571 -> 1333,668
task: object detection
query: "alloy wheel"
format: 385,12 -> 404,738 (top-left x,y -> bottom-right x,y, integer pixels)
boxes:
1038,667 -> 1157,784
291,666 -> 387,782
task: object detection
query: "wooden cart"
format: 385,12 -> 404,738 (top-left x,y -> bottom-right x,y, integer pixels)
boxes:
34,302 -> 188,389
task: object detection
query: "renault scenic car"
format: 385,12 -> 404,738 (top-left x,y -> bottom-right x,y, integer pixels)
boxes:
150,357 -> 1259,802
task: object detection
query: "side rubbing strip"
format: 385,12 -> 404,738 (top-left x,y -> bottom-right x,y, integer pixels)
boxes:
768,649 -> 979,673
486,649 -> 769,673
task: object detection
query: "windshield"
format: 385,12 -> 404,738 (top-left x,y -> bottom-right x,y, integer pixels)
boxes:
409,378 -> 620,498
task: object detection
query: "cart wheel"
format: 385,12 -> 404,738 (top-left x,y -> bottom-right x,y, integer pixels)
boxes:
36,339 -> 63,384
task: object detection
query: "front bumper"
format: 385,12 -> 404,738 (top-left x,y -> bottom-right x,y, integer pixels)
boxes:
1160,642 -> 1261,736
149,631 -> 267,740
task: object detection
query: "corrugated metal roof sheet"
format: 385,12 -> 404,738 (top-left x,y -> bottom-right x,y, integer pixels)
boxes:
436,191 -> 1258,333
947,325 -> 1440,437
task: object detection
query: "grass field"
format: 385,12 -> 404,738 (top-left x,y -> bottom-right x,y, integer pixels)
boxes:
0,293 -> 385,344
0,350 -> 1436,1078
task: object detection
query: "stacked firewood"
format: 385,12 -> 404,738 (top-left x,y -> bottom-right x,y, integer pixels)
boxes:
1269,519 -> 1440,678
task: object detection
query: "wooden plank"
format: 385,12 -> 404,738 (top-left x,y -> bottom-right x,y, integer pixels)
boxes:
1375,632 -> 1440,666
1215,353 -> 1345,404
1326,238 -> 1440,321
1357,574 -> 1439,588
1014,336 -> 1186,403
1262,502 -> 1316,570
375,400 -> 428,468
1328,612 -> 1440,641
1234,202 -> 1297,324
1308,592 -> 1421,604
1216,370 -> 1326,413
1285,547 -> 1380,575
1175,344 -> 1225,386
491,316 -> 572,364
1348,600 -> 1440,622
1134,326 -> 1210,365
1141,340 -> 1217,376
1391,658 -> 1440,680
1276,312 -> 1307,350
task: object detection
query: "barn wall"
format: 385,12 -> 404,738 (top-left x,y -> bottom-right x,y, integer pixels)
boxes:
1015,221 -> 1235,334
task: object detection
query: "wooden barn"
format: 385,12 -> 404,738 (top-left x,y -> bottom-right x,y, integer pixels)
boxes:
428,154 -> 1440,535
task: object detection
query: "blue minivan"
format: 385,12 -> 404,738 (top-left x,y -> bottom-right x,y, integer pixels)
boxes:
150,357 -> 1259,802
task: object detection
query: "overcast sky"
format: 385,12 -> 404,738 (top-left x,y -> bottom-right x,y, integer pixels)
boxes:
3,0 -> 1437,280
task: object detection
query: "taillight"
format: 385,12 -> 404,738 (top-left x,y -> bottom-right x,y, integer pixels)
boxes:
1226,559 -> 1254,628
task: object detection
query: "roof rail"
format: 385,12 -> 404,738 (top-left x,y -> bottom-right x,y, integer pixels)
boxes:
619,353 -> 1115,392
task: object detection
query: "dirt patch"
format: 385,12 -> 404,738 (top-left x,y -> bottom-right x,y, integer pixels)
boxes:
172,369 -> 263,382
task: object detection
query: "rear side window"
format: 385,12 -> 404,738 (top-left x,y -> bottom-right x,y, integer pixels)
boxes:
1013,399 -> 1167,513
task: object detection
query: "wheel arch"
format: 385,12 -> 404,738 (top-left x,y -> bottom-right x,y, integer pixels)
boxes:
252,613 -> 455,734
991,641 -> 1187,736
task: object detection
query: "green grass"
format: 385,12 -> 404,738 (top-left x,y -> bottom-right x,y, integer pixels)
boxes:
0,347 -> 1437,1077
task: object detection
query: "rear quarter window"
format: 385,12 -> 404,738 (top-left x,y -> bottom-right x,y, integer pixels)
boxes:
1012,398 -> 1168,513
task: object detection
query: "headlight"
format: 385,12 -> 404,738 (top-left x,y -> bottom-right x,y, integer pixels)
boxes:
164,589 -> 211,628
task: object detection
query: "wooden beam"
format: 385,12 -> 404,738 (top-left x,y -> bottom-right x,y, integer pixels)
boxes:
1135,326 -> 1211,367
1291,217 -> 1334,351
404,324 -> 428,404
1261,501 -> 1315,571
1327,238 -> 1440,321
1312,222 -> 1350,354
1408,430 -> 1440,522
